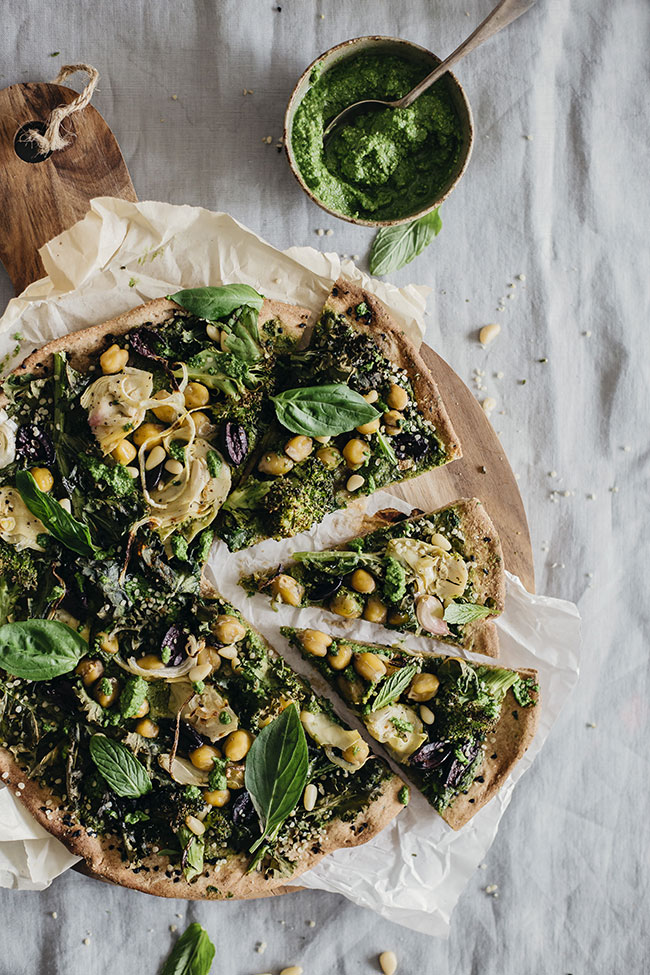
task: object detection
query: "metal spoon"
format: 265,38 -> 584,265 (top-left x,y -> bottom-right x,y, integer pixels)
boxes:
323,0 -> 537,145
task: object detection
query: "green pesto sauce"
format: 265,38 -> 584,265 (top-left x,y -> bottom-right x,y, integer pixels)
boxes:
292,53 -> 462,221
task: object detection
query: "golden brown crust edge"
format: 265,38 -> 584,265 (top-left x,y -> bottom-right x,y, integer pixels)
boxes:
324,279 -> 462,463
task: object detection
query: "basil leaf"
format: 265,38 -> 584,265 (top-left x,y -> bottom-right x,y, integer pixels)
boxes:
160,923 -> 215,975
366,664 -> 418,713
271,383 -> 380,437
444,602 -> 493,625
178,825 -> 205,882
89,734 -> 152,798
169,285 -> 264,321
0,619 -> 87,680
369,208 -> 442,276
16,470 -> 96,558
245,703 -> 309,853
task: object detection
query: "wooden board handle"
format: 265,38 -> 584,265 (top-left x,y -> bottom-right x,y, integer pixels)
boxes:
0,81 -> 137,295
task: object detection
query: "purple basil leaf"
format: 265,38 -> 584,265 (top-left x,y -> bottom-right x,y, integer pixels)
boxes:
410,740 -> 452,770
128,327 -> 178,390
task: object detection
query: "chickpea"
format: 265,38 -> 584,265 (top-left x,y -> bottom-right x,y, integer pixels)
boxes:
342,439 -> 371,469
299,629 -> 333,657
337,673 -> 365,702
363,595 -> 388,624
362,389 -> 379,404
387,383 -> 409,411
100,344 -> 129,375
223,729 -> 253,762
408,673 -> 440,702
342,738 -> 370,765
329,589 -> 363,619
135,718 -> 159,738
212,615 -> 247,644
204,788 -> 231,807
350,568 -> 376,594
258,452 -> 294,476
133,698 -> 150,719
111,439 -> 137,466
151,390 -> 179,424
316,446 -> 343,470
327,643 -> 353,671
388,608 -> 410,626
132,422 -> 164,447
191,411 -> 212,436
356,416 -> 380,435
354,652 -> 387,682
30,467 -> 54,492
284,435 -> 313,462
270,574 -> 304,607
95,677 -> 120,708
383,409 -> 404,433
183,382 -> 210,408
96,631 -> 119,655
137,654 -> 165,670
190,744 -> 221,771
75,658 -> 104,687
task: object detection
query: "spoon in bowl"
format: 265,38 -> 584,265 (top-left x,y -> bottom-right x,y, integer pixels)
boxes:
323,0 -> 537,145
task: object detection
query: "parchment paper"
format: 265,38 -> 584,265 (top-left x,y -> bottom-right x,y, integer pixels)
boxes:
0,199 -> 580,935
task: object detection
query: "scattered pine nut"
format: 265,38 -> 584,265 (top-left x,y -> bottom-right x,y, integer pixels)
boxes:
479,323 -> 501,346
379,950 -> 398,975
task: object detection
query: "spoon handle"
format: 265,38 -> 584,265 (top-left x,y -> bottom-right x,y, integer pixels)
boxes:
400,0 -> 537,109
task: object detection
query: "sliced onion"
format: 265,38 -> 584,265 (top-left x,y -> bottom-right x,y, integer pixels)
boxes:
159,753 -> 208,786
113,654 -> 196,680
416,595 -> 450,636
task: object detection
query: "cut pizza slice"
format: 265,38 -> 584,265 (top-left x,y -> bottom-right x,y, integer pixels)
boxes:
0,587 -> 404,899
242,498 -> 505,658
214,278 -> 461,549
283,627 -> 539,829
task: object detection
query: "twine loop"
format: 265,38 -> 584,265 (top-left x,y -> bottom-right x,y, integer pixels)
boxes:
23,63 -> 99,154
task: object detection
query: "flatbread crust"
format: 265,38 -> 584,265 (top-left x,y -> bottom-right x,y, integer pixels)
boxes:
442,669 -> 540,829
323,279 -> 461,464
346,497 -> 505,658
0,746 -> 403,899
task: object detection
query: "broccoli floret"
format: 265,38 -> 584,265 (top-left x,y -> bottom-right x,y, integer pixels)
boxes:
263,459 -> 338,538
119,676 -> 149,719
0,539 -> 39,624
383,556 -> 406,604
511,674 -> 539,708
435,662 -> 519,741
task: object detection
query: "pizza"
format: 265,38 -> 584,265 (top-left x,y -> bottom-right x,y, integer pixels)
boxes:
242,499 -> 505,657
283,628 -> 540,828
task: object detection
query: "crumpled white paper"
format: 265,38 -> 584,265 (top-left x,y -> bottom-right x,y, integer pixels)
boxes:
0,199 -> 580,936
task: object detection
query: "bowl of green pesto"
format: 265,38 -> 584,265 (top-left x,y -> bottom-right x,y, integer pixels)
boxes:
285,36 -> 474,226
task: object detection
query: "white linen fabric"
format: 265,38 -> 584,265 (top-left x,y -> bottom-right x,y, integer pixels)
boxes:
0,0 -> 647,972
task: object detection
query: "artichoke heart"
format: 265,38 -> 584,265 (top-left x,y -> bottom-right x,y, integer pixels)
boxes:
168,681 -> 238,742
386,536 -> 468,603
365,703 -> 427,761
300,710 -> 367,771
80,367 -> 153,454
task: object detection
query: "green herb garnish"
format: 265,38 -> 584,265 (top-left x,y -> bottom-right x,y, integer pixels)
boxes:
271,383 -> 379,437
0,619 -> 87,680
369,208 -> 442,276
16,470 -> 97,558
89,735 -> 152,798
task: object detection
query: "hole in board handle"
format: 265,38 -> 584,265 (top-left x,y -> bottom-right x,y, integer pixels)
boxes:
14,121 -> 53,163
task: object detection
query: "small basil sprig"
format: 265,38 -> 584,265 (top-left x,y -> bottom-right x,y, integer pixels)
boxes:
168,285 -> 264,321
245,704 -> 309,854
0,619 -> 87,680
89,734 -> 152,798
444,602 -> 493,625
369,208 -> 442,276
159,923 -> 215,975
16,470 -> 96,558
271,383 -> 380,437
366,664 -> 418,713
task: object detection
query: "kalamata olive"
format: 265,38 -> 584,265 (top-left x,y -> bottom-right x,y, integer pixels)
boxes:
391,432 -> 430,461
15,422 -> 55,466
220,421 -> 248,466
161,624 -> 186,666
232,790 -> 255,826
145,461 -> 164,491
309,577 -> 343,602
179,721 -> 207,752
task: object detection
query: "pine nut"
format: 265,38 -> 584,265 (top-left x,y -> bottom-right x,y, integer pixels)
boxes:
346,474 -> 365,492
184,815 -> 205,836
482,397 -> 497,415
145,444 -> 166,469
379,951 -> 398,975
188,662 -> 212,683
206,323 -> 220,342
218,644 -> 238,660
479,323 -> 501,346
125,466 -> 139,478
165,459 -> 184,475
420,704 -> 435,724
303,783 -> 318,811
280,968 -> 303,975
59,498 -> 72,513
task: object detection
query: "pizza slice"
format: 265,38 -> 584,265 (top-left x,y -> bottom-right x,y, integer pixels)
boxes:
0,587 -> 404,899
283,628 -> 539,829
242,499 -> 505,657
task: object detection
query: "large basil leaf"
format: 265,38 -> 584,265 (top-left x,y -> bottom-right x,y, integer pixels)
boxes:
0,619 -> 87,680
271,383 -> 380,437
169,285 -> 264,321
444,602 -> 493,625
16,470 -> 96,558
369,208 -> 442,276
89,734 -> 152,798
159,923 -> 215,975
366,664 -> 418,713
245,704 -> 309,853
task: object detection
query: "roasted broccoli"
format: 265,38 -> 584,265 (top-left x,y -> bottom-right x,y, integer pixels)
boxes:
0,539 -> 39,624
435,661 -> 519,741
263,459 -> 339,538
